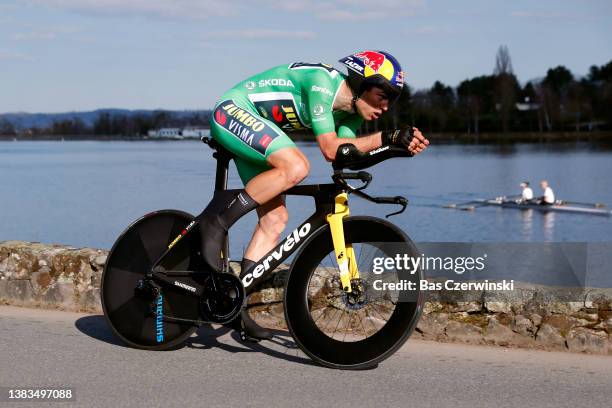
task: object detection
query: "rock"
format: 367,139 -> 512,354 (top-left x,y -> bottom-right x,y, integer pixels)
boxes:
536,324 -> 566,348
0,279 -> 6,299
30,271 -> 53,294
3,252 -> 37,279
43,282 -> 76,308
566,328 -> 608,354
546,302 -> 584,315
584,292 -> 612,311
571,311 -> 599,322
1,280 -> 34,302
79,289 -> 101,312
543,315 -> 587,333
258,287 -> 283,304
422,301 -> 443,314
445,320 -> 483,344
417,313 -> 448,339
94,255 -> 107,266
512,315 -> 535,337
485,301 -> 512,314
485,316 -> 514,344
528,313 -> 543,327
447,301 -> 482,313
604,319 -> 612,334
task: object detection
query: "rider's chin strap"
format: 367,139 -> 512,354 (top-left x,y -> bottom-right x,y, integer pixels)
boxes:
351,96 -> 359,114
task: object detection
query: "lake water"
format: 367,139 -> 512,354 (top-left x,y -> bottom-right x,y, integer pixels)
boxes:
1,141 -> 611,258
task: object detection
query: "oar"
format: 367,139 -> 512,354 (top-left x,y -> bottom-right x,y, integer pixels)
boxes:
556,200 -> 607,208
443,200 -> 487,211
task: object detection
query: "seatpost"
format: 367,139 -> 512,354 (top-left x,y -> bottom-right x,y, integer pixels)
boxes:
212,148 -> 231,268
213,150 -> 230,191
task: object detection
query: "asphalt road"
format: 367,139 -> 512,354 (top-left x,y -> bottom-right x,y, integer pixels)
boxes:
1,306 -> 610,408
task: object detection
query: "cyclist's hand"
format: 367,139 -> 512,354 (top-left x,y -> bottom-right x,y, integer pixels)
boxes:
407,127 -> 429,155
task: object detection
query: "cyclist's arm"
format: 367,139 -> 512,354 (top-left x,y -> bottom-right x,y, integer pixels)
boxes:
317,131 -> 382,162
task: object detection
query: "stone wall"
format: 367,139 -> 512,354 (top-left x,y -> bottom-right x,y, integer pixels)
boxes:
1,241 -> 610,355
0,241 -> 105,311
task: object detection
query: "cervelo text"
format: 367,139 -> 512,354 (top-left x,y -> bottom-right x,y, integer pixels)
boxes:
242,223 -> 312,287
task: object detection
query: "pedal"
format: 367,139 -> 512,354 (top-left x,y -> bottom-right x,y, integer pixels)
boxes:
239,330 -> 263,343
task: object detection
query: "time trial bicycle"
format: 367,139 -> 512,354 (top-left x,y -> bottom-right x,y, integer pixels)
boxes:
101,137 -> 423,369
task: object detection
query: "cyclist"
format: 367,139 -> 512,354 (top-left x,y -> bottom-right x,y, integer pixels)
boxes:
198,50 -> 429,340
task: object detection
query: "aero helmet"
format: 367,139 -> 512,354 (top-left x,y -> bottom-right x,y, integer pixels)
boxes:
339,50 -> 404,103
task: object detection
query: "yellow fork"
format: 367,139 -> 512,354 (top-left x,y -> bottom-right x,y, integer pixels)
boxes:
326,193 -> 360,293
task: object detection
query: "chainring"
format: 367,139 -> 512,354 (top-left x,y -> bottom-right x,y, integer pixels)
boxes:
199,272 -> 245,324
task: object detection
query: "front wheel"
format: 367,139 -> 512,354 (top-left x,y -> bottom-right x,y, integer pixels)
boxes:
284,216 -> 424,369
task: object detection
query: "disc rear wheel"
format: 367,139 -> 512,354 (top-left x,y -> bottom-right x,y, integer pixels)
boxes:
101,210 -> 201,350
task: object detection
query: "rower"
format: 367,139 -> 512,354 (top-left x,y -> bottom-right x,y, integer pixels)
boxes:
539,180 -> 555,205
519,181 -> 534,202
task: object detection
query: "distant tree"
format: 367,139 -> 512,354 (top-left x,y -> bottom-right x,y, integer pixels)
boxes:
493,45 -> 519,133
520,82 -> 537,102
94,112 -> 113,135
540,66 -> 575,129
518,82 -> 542,131
588,62 -> 612,82
410,89 -> 433,132
458,75 -> 496,134
51,118 -> 89,135
152,111 -> 174,128
534,82 -> 554,131
586,60 -> 612,128
132,114 -> 154,136
0,118 -> 16,136
543,66 -> 573,95
428,81 -> 455,132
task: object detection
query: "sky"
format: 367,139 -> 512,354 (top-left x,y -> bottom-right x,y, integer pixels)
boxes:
0,0 -> 611,113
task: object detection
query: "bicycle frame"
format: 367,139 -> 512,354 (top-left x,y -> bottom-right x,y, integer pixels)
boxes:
149,139 -> 406,298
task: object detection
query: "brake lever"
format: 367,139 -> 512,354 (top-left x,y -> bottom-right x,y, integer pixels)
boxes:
332,171 -> 372,191
385,196 -> 408,218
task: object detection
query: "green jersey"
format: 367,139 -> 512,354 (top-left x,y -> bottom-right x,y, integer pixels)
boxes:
210,62 -> 362,183
228,62 -> 363,138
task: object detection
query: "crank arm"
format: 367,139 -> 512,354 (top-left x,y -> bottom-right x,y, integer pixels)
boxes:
151,271 -> 205,297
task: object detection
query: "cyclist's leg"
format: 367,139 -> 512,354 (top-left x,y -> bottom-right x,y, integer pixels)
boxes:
243,147 -> 310,205
201,96 -> 307,271
235,196 -> 289,340
243,195 -> 288,264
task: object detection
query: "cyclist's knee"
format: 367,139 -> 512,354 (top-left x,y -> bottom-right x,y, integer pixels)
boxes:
268,148 -> 310,188
285,158 -> 309,186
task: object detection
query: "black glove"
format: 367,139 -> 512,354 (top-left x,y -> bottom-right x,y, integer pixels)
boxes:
381,127 -> 414,146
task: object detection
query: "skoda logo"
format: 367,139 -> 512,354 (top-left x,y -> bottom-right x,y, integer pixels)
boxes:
342,147 -> 349,155
245,81 -> 256,90
313,104 -> 324,116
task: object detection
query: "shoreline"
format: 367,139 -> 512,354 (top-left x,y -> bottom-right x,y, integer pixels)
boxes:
1,131 -> 611,144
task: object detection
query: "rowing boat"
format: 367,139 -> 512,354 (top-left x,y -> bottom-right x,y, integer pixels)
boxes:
447,198 -> 612,216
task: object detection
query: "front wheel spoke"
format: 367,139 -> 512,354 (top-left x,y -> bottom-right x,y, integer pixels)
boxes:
365,309 -> 380,335
356,311 -> 369,339
323,308 -> 342,336
342,311 -> 352,342
368,303 -> 391,322
312,305 -> 332,324
330,309 -> 346,339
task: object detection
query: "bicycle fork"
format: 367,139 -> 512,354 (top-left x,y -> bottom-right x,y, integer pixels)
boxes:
326,192 -> 360,293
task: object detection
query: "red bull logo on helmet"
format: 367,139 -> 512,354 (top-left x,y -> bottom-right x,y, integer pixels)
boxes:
355,51 -> 386,72
354,50 -> 396,82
